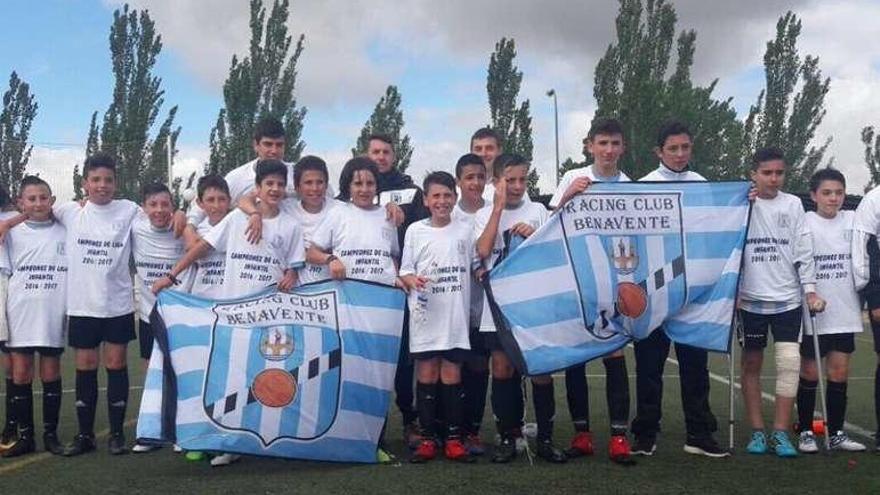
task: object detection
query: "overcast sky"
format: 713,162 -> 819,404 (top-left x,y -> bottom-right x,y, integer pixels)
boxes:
1,0 -> 878,199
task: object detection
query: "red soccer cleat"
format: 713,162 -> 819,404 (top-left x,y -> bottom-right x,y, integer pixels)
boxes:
444,438 -> 475,463
566,431 -> 595,457
608,435 -> 634,465
410,439 -> 438,463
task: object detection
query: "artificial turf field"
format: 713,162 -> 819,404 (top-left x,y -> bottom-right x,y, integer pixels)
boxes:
2,334 -> 880,494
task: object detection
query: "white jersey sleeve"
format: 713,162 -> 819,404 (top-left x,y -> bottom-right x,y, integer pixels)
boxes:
852,188 -> 880,290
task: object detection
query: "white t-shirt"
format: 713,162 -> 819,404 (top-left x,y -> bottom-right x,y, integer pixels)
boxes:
739,192 -> 816,314
311,202 -> 400,286
4,220 -> 68,348
851,186 -> 880,290
0,211 -> 15,342
190,218 -> 228,299
640,164 -> 706,182
474,200 -> 549,332
806,211 -> 862,335
285,198 -> 337,285
202,208 -> 305,298
54,200 -> 139,318
400,219 -> 476,353
550,165 -> 631,208
453,202 -> 486,328
132,215 -> 193,321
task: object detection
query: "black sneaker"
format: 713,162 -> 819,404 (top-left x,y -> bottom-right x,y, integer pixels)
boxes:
684,435 -> 730,458
631,435 -> 656,456
43,431 -> 64,455
491,436 -> 517,463
536,440 -> 567,463
108,432 -> 128,455
1,436 -> 35,458
63,433 -> 97,457
0,423 -> 17,451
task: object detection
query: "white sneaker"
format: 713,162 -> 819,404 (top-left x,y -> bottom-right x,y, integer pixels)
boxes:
210,453 -> 242,467
131,442 -> 161,453
173,444 -> 183,453
798,431 -> 818,454
830,431 -> 866,452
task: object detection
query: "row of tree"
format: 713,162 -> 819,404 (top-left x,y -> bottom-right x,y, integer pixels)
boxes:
0,0 -> 878,202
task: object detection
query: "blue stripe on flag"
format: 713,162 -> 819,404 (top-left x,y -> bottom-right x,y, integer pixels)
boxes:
203,326 -> 232,405
492,239 -> 569,280
335,282 -> 405,310
341,330 -> 400,363
685,231 -> 744,260
144,368 -> 163,391
318,368 -> 340,434
663,321 -> 731,351
501,291 -> 581,329
167,325 -> 212,348
177,370 -> 205,400
521,337 -> 629,374
690,272 -> 740,305
340,381 -> 389,417
567,236 -> 601,326
241,329 -> 266,433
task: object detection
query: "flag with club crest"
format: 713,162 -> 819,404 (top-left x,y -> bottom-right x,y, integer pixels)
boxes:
136,279 -> 405,463
486,181 -> 750,376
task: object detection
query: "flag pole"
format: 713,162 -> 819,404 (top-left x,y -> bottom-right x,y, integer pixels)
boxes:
728,313 -> 738,452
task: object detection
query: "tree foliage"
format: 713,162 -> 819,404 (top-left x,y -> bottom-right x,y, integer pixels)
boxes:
0,71 -> 37,199
207,0 -> 306,175
863,126 -> 880,192
353,85 -> 413,173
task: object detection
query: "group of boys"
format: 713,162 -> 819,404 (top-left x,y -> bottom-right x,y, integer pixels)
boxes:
0,114 -> 876,470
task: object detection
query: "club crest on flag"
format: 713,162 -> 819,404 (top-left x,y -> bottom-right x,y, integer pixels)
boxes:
609,236 -> 639,275
203,291 -> 342,445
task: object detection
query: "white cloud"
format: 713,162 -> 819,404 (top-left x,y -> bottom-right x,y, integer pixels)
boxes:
26,146 -> 83,202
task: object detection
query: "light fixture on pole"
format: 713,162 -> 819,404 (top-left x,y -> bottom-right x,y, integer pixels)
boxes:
546,89 -> 559,185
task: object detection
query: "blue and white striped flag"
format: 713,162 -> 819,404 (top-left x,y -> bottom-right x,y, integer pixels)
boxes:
136,279 -> 405,463
487,181 -> 750,375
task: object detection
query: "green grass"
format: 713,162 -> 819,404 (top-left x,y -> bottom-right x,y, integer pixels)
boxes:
3,337 -> 880,494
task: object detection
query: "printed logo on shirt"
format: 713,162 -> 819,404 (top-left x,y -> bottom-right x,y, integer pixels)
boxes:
844,228 -> 852,242
56,241 -> 66,256
457,239 -> 466,254
775,213 -> 791,229
112,221 -> 127,231
382,227 -> 394,242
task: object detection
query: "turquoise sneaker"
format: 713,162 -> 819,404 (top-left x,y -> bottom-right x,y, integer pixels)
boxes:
771,430 -> 798,458
746,431 -> 767,454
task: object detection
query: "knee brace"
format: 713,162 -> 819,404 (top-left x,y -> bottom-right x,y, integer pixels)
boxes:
775,342 -> 800,398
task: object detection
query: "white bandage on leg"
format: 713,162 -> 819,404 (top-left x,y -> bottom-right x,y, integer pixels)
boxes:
0,273 -> 8,342
775,342 -> 800,398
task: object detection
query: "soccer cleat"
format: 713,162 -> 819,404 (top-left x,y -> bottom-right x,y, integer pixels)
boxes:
746,431 -> 767,455
631,435 -> 656,456
683,435 -> 730,458
608,435 -> 634,464
771,430 -> 798,458
444,438 -> 476,463
797,430 -> 819,454
491,436 -> 518,463
404,421 -> 422,450
0,424 -> 17,451
376,447 -> 396,464
185,451 -> 207,462
1,436 -> 35,458
43,431 -> 64,455
409,439 -> 438,463
536,440 -> 567,463
131,441 -> 162,453
512,427 -> 528,453
108,432 -> 128,455
830,431 -> 866,452
173,444 -> 183,453
465,433 -> 485,455
210,453 -> 241,467
63,433 -> 97,457
565,431 -> 595,458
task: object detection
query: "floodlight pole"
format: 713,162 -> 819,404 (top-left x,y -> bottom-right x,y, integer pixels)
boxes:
546,89 -> 559,186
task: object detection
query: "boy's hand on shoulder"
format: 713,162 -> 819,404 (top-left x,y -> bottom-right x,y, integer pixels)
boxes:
245,212 -> 263,245
385,202 -> 405,227
510,222 -> 536,238
278,269 -> 297,292
329,258 -> 346,280
171,211 -> 188,239
805,292 -> 826,313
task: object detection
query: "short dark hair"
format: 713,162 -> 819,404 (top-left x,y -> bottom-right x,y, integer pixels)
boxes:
656,120 -> 693,148
751,146 -> 786,170
253,117 -> 285,142
197,174 -> 230,200
337,157 -> 379,201
0,187 -> 9,208
587,118 -> 625,142
19,175 -> 51,195
470,127 -> 501,147
254,159 -> 288,186
493,153 -> 529,179
454,153 -> 486,178
423,171 -> 457,195
809,168 -> 846,192
294,155 -> 329,186
141,182 -> 171,202
83,152 -> 117,177
367,133 -> 394,150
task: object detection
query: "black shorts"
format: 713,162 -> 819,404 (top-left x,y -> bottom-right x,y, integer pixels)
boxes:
863,234 -> 880,310
68,313 -> 137,349
800,333 -> 856,358
410,348 -> 470,363
482,332 -> 511,353
0,341 -> 8,354
139,320 -> 154,360
468,326 -> 490,357
739,307 -> 802,350
6,346 -> 64,357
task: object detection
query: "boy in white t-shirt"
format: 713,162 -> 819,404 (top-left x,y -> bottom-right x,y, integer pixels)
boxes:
0,188 -> 18,452
1,177 -> 67,458
400,171 -> 477,463
187,175 -> 232,299
794,169 -> 865,453
739,147 -> 825,457
475,154 -> 565,464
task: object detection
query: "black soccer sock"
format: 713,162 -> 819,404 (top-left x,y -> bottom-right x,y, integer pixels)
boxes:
796,377 -> 818,432
441,382 -> 465,439
491,378 -> 520,436
12,383 -> 34,438
532,380 -> 556,442
107,368 -> 129,435
3,376 -> 15,433
513,372 -> 525,429
75,369 -> 98,436
462,367 -> 489,434
565,364 -> 590,432
826,380 -> 847,434
604,356 -> 630,435
42,379 -> 62,434
416,382 -> 439,439
875,363 -> 880,434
